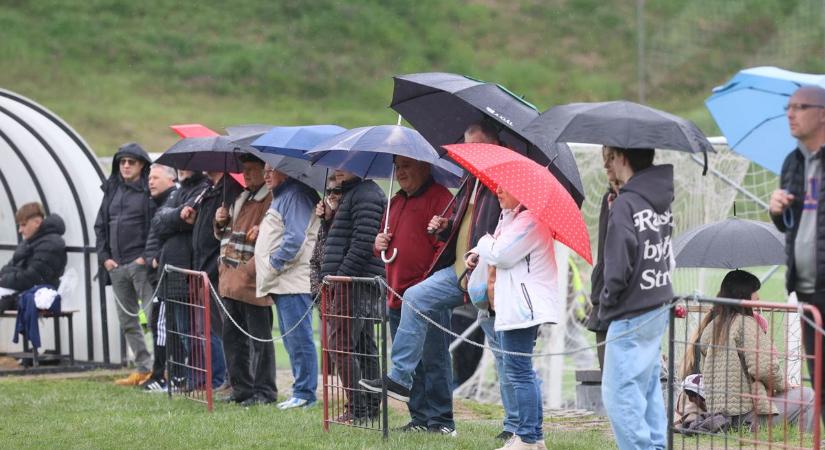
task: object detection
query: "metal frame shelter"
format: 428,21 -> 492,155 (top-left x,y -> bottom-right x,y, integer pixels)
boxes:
0,88 -> 119,369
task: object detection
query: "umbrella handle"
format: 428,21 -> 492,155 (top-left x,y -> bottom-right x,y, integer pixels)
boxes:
381,248 -> 398,264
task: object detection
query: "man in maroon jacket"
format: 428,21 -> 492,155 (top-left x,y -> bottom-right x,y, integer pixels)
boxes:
374,156 -> 454,433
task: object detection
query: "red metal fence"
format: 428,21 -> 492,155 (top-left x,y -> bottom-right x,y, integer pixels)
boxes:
160,265 -> 213,412
668,295 -> 822,449
320,275 -> 388,437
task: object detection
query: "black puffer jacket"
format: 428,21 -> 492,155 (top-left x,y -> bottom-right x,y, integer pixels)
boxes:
147,172 -> 209,272
771,147 -> 825,296
192,174 -> 243,285
0,215 -> 67,290
321,177 -> 386,278
585,190 -> 611,332
94,143 -> 154,283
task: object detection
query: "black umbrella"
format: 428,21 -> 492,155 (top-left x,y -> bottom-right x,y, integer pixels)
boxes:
522,100 -> 715,174
391,72 -> 585,206
673,218 -> 785,269
155,136 -> 244,172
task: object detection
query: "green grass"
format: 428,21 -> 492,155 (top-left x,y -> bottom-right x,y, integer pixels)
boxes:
0,375 -> 617,449
1,0 -> 823,156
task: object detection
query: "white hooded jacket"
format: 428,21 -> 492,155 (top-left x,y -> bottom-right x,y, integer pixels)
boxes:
475,207 -> 561,331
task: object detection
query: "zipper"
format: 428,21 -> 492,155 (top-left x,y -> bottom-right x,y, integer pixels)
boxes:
520,283 -> 534,320
525,254 -> 531,273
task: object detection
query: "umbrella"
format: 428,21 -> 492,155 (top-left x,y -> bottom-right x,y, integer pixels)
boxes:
705,66 -> 825,174
305,125 -> 464,186
673,217 -> 785,269
169,123 -> 246,187
306,125 -> 465,263
155,135 -> 244,172
226,125 -> 328,192
391,72 -> 585,206
522,100 -> 715,174
250,125 -> 347,159
442,143 -> 592,264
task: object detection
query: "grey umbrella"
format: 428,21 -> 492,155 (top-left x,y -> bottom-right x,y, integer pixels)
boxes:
522,100 -> 715,174
673,217 -> 785,269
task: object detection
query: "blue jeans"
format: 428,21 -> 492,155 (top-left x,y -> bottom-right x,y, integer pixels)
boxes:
274,293 -> 318,402
479,314 -> 519,433
500,325 -> 543,444
388,306 -> 455,428
210,334 -> 226,388
602,307 -> 668,450
389,267 -> 465,389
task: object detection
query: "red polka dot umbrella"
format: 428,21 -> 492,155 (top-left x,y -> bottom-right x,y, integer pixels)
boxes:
443,143 -> 592,264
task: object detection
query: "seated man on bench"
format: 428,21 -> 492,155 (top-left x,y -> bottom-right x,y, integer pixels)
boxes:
0,202 -> 67,312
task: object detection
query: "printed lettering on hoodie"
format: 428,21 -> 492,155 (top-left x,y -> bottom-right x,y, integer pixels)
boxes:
633,208 -> 673,290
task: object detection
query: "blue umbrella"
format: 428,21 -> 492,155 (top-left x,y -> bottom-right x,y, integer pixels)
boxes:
306,124 -> 465,263
706,66 -> 825,174
249,125 -> 347,159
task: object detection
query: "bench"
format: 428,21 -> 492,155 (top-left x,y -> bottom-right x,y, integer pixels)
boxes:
1,310 -> 77,367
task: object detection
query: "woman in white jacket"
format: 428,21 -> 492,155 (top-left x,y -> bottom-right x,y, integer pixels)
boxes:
469,186 -> 560,450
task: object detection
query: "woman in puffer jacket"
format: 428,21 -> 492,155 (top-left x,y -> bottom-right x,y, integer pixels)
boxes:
469,186 -> 560,450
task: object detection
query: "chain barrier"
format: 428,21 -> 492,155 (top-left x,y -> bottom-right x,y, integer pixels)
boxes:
108,266 -> 165,318
207,280 -> 318,343
378,278 -> 680,358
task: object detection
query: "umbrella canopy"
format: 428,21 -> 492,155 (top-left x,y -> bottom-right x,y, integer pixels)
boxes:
673,217 -> 785,269
226,124 -> 328,192
443,143 -> 591,264
155,136 -> 245,172
305,125 -> 464,187
705,66 -> 825,174
250,125 -> 347,159
169,123 -> 246,187
522,100 -> 715,173
391,72 -> 585,205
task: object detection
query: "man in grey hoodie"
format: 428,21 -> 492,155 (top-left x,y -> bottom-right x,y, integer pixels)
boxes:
599,148 -> 674,450
94,142 -> 156,386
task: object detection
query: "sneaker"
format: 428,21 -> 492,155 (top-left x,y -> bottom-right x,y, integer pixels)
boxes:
214,382 -> 232,395
333,411 -> 355,424
394,421 -> 428,432
536,439 -> 547,450
495,435 -> 537,450
115,371 -> 152,386
496,431 -> 515,441
141,378 -> 167,393
358,376 -> 410,403
428,425 -> 458,437
277,397 -> 315,410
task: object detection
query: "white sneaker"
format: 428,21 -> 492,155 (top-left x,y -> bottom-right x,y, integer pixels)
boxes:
277,397 -> 315,410
496,435 -> 538,450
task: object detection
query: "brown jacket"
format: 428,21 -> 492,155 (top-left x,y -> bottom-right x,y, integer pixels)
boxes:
700,315 -> 786,416
214,185 -> 272,306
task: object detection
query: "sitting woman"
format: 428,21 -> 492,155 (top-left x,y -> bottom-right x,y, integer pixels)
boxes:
681,270 -> 815,433
470,185 -> 561,450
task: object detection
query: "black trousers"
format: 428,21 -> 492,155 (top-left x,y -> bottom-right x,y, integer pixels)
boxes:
149,300 -> 166,381
0,294 -> 17,313
221,298 -> 277,402
797,292 -> 825,425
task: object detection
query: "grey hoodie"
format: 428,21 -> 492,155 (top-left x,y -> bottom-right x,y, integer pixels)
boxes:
599,164 -> 675,323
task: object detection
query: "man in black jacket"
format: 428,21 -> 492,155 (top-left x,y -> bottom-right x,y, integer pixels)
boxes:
94,142 -> 157,386
0,203 -> 67,312
769,85 -> 825,422
321,169 -> 386,422
180,171 -> 242,391
599,148 -> 673,450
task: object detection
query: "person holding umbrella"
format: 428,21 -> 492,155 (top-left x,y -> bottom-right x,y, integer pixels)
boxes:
254,163 -> 321,410
599,148 -> 674,450
373,155 -> 455,434
768,85 -> 825,424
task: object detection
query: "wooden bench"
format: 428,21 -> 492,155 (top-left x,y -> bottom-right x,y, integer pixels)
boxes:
1,309 -> 77,367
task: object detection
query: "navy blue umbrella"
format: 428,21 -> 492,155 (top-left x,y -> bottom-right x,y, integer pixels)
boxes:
250,125 -> 347,159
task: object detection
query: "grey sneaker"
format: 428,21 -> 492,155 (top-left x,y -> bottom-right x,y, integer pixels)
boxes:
428,425 -> 457,437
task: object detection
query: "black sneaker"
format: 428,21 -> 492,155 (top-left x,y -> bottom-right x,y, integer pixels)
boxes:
141,378 -> 167,393
358,377 -> 410,403
428,425 -> 458,437
394,421 -> 428,432
495,430 -> 514,441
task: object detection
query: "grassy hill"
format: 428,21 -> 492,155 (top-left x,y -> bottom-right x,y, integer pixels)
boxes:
1,0 -> 823,156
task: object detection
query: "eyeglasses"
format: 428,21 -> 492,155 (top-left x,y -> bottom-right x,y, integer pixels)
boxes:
119,158 -> 139,166
784,103 -> 825,112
